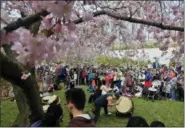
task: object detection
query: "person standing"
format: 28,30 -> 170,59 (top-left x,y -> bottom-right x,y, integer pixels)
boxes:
176,71 -> 184,101
169,72 -> 178,100
74,70 -> 77,87
81,70 -> 87,85
144,69 -> 153,88
152,58 -> 160,69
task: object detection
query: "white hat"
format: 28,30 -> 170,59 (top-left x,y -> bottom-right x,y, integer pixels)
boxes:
48,95 -> 61,105
43,105 -> 50,113
42,95 -> 61,105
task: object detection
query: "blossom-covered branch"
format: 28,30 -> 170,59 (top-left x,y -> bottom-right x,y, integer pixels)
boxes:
3,10 -> 49,33
74,10 -> 184,32
3,9 -> 184,34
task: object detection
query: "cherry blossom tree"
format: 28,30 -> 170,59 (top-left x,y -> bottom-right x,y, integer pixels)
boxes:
0,0 -> 184,126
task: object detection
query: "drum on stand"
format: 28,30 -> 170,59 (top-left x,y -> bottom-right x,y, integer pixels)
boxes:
152,80 -> 161,88
115,96 -> 134,117
147,87 -> 157,101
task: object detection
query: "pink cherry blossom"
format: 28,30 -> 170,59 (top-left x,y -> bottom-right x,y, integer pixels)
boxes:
82,12 -> 94,21
53,23 -> 62,33
172,7 -> 178,15
41,15 -> 53,29
66,22 -> 76,31
11,42 -> 24,54
179,44 -> 184,54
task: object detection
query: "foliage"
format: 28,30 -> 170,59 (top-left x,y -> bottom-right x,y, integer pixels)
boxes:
1,86 -> 184,127
109,40 -> 179,51
95,55 -> 148,67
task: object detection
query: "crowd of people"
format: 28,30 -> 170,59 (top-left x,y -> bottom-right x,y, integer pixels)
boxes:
36,59 -> 184,101
32,59 -> 183,127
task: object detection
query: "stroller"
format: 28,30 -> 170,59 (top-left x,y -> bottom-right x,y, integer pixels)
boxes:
147,80 -> 162,101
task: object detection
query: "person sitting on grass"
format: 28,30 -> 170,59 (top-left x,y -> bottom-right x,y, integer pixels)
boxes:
65,88 -> 95,127
150,121 -> 165,127
93,93 -> 121,122
126,116 -> 149,127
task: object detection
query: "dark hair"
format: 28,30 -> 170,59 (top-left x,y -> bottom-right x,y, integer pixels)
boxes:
114,93 -> 120,99
126,116 -> 149,127
97,80 -> 102,89
102,80 -> 106,85
43,104 -> 63,127
150,121 -> 165,127
65,88 -> 86,110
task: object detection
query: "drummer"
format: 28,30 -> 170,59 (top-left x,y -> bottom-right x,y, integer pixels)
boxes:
93,93 -> 120,122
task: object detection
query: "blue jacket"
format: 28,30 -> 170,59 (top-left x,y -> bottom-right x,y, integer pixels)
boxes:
59,68 -> 67,80
145,72 -> 153,81
88,73 -> 94,80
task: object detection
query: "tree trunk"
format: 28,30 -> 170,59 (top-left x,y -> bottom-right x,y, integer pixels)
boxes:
1,19 -> 43,127
12,85 -> 30,127
0,53 -> 44,125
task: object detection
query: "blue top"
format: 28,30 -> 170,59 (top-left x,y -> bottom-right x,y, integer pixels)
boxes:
88,73 -> 95,80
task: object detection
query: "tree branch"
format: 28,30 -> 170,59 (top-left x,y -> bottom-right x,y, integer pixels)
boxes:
3,10 -> 49,33
73,10 -> 184,32
2,9 -> 184,34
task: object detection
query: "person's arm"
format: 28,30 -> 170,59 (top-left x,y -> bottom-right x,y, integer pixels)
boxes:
107,97 -> 121,107
107,99 -> 116,107
115,97 -> 122,105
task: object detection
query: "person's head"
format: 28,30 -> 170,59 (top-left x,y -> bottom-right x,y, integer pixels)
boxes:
156,69 -> 160,73
126,116 -> 149,127
114,93 -> 120,100
150,121 -> 165,127
65,88 -> 86,115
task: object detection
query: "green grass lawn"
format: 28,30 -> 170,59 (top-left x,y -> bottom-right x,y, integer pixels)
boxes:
1,86 -> 184,127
